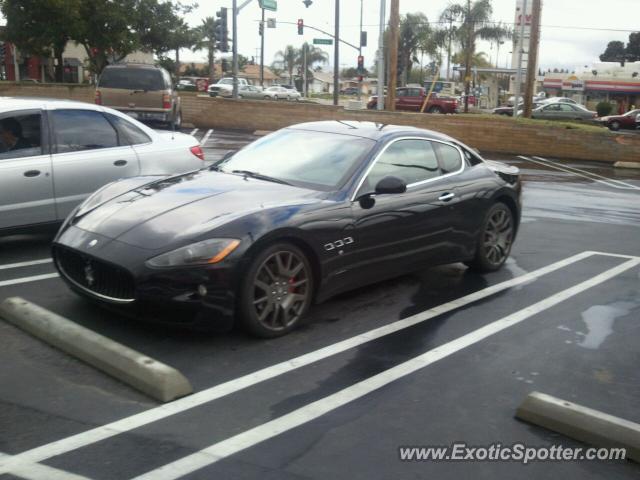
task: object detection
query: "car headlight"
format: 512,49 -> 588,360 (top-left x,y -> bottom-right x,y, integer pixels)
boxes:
146,239 -> 240,268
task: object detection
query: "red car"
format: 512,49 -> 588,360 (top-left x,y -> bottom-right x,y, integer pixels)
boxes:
367,87 -> 458,114
599,109 -> 640,131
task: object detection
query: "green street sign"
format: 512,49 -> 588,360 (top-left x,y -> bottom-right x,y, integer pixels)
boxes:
313,38 -> 333,45
259,0 -> 277,11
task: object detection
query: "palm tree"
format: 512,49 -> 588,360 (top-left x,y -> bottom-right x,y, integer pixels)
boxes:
451,0 -> 510,112
297,43 -> 329,95
398,13 -> 432,86
439,4 -> 465,81
193,17 -> 217,82
274,45 -> 298,84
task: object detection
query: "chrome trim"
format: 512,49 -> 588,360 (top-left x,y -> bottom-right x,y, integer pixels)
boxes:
55,257 -> 136,304
350,136 -> 466,202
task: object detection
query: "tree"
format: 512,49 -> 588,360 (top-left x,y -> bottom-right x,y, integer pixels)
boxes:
599,40 -> 627,63
451,0 -> 510,112
439,4 -> 465,81
0,0 -> 80,82
297,43 -> 329,93
398,13 -> 432,86
625,32 -> 640,62
274,45 -> 298,83
193,17 -> 217,82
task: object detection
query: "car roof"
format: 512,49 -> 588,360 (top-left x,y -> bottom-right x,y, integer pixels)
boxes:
286,120 -> 458,143
102,63 -> 161,70
0,96 -> 100,111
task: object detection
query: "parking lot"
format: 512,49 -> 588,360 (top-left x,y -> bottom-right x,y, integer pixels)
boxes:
1,129 -> 639,479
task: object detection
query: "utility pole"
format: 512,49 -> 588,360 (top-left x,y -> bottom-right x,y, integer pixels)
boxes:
333,0 -> 340,106
512,0 -> 528,118
303,43 -> 308,98
357,0 -> 363,101
463,0 -> 473,113
376,0 -> 386,110
523,0 -> 541,118
260,7 -> 265,87
445,14 -> 454,81
232,0 -> 239,98
387,0 -> 399,111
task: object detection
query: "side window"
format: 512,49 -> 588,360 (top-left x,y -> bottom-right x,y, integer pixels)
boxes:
0,112 -> 43,160
52,109 -> 119,153
397,89 -> 407,97
105,113 -> 151,145
434,143 -> 463,174
365,139 -> 440,189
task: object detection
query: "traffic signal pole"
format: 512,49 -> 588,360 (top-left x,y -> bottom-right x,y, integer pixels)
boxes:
376,0 -> 386,110
260,7 -> 265,87
333,0 -> 340,106
232,0 -> 239,98
387,0 -> 399,111
523,0 -> 541,118
513,0 -> 528,118
357,0 -> 363,101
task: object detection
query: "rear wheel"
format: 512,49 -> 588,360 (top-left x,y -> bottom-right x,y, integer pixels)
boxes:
264,95 -> 270,100
465,203 -> 514,272
609,121 -> 620,131
238,243 -> 314,338
428,106 -> 444,114
274,95 -> 279,101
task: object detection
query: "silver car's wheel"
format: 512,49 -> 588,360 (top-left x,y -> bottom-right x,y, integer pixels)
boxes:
274,95 -> 279,100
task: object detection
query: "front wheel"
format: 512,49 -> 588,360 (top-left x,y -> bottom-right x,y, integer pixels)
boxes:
274,95 -> 279,101
428,106 -> 444,114
238,243 -> 314,338
609,121 -> 620,131
465,202 -> 514,272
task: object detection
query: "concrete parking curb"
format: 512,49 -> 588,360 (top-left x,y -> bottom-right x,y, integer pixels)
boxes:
613,161 -> 640,169
516,391 -> 640,462
0,297 -> 193,403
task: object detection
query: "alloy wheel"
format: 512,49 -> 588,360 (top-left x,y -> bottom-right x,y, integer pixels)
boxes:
252,250 -> 310,331
483,208 -> 513,265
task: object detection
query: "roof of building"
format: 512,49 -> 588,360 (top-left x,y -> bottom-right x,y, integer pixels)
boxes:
178,62 -> 278,80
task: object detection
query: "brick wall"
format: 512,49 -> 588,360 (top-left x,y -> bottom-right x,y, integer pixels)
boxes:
2,83 -> 638,163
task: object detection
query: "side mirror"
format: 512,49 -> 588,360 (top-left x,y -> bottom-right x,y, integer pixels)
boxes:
374,176 -> 407,195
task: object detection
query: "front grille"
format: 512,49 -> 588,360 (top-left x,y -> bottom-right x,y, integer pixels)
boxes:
54,246 -> 135,302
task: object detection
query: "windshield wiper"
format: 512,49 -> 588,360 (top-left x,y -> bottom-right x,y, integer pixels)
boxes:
231,170 -> 292,186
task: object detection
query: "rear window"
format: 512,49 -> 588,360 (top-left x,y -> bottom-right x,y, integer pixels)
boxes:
99,68 -> 167,91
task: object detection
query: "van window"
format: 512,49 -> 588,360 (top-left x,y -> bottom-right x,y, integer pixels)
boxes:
99,68 -> 166,91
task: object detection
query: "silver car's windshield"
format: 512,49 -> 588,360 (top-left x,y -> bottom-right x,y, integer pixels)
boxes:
219,129 -> 375,190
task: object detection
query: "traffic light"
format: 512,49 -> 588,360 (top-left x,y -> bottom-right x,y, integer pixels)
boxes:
302,0 -> 313,6
360,31 -> 367,47
215,7 -> 229,52
297,19 -> 304,35
259,21 -> 264,36
357,55 -> 364,74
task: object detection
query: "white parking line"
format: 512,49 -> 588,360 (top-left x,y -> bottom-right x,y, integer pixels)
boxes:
0,258 -> 52,271
0,453 -> 92,480
0,250 -> 616,473
133,257 -> 640,480
0,273 -> 59,288
189,128 -> 199,137
532,156 -> 640,190
519,156 -> 639,190
201,129 -> 214,146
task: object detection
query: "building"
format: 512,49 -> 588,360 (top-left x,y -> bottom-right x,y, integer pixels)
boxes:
0,39 -> 153,83
178,62 -> 279,87
542,61 -> 640,112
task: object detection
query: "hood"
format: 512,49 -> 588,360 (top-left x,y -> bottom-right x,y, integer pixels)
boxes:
72,170 -> 322,249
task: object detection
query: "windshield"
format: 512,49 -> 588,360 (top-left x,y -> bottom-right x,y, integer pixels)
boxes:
99,68 -> 166,91
219,129 -> 375,190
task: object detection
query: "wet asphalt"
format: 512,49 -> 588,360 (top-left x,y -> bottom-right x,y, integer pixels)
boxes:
0,128 -> 639,479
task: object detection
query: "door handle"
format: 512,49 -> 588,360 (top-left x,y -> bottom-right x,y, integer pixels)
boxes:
23,170 -> 41,177
113,160 -> 128,167
438,192 -> 456,202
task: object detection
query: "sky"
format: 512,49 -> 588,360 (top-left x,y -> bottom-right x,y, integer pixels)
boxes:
179,0 -> 640,73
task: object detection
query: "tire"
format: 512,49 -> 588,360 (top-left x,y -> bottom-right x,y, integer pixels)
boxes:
609,121 -> 620,131
465,202 -> 514,273
264,95 -> 270,100
274,95 -> 279,101
238,242 -> 314,338
238,94 -> 244,99
428,106 -> 444,114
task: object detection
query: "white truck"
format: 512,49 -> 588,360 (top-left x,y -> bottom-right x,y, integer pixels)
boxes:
208,78 -> 250,98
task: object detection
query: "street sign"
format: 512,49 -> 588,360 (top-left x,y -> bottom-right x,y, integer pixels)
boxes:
313,38 -> 333,45
267,18 -> 276,28
259,0 -> 277,11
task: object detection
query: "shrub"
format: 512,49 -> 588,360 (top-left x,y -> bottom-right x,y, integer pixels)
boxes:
596,102 -> 614,117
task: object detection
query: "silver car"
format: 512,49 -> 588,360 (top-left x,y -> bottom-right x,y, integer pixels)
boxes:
529,102 -> 596,121
238,85 -> 265,99
263,86 -> 301,101
0,98 -> 204,234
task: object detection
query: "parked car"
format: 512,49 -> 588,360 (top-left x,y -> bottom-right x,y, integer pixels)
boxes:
493,101 -> 544,116
263,86 -> 301,101
238,85 -> 266,99
176,79 -> 197,92
208,78 -> 250,98
367,87 -> 458,113
540,97 -> 579,106
95,63 -> 182,129
53,120 -> 521,337
340,87 -> 360,96
598,109 -> 640,131
0,98 -> 205,235
528,102 -> 597,121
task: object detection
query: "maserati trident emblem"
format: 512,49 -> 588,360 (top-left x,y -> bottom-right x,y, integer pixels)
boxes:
84,263 -> 95,287
88,239 -> 98,248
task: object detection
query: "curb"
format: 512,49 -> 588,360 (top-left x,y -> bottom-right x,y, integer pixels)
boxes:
614,161 -> 640,169
516,391 -> 640,462
0,297 -> 193,403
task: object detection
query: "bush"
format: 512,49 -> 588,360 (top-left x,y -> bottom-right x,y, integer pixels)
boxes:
596,102 -> 614,117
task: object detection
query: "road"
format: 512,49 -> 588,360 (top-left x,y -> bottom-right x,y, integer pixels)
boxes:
1,129 -> 639,480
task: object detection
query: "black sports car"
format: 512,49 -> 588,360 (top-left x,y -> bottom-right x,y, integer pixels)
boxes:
53,121 -> 521,337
